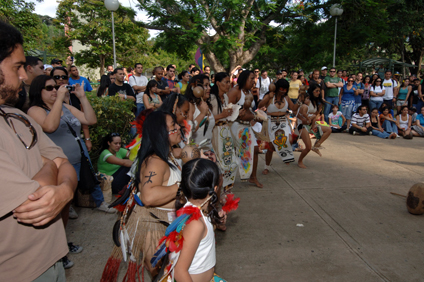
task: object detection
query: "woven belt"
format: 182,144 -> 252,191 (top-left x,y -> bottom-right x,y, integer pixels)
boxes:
235,119 -> 251,125
269,116 -> 287,123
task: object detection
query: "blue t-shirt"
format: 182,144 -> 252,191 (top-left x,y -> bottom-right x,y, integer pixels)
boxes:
417,114 -> 424,125
341,84 -> 357,101
69,76 -> 93,92
353,82 -> 364,103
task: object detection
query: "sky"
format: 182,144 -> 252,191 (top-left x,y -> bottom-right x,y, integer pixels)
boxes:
30,0 -> 159,37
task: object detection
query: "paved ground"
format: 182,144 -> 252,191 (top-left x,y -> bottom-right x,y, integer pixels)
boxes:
66,133 -> 424,282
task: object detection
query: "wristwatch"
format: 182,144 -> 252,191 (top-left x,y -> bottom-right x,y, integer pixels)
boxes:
85,138 -> 91,141
124,94 -> 127,100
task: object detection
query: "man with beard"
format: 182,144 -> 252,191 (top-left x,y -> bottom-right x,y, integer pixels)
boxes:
0,21 -> 78,281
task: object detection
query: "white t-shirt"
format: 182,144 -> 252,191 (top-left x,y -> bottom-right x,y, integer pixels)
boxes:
256,77 -> 271,100
328,111 -> 343,127
382,79 -> 397,100
128,74 -> 148,103
370,85 -> 385,102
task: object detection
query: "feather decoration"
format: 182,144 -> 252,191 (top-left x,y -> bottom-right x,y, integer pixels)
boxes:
165,214 -> 190,236
151,243 -> 167,267
222,194 -> 240,213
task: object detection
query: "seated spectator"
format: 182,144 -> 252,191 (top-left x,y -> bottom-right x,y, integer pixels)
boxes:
379,102 -> 394,116
97,74 -> 111,97
379,106 -> 399,136
370,108 -> 396,139
349,105 -> 372,135
177,70 -> 190,95
97,133 -> 133,194
396,105 -> 413,139
412,107 -> 424,137
143,80 -> 162,110
328,104 -> 347,132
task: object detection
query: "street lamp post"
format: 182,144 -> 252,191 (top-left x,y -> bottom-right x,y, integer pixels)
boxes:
330,4 -> 343,68
105,0 -> 120,69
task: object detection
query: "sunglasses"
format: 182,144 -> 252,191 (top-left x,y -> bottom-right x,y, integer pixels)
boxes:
376,80 -> 382,82
111,132 -> 120,137
53,75 -> 68,80
254,71 -> 259,73
0,108 -> 38,150
348,80 -> 354,82
330,71 -> 336,73
44,85 -> 60,91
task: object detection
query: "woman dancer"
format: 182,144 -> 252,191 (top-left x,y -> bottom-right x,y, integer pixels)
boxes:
228,70 -> 263,187
210,72 -> 237,193
258,79 -> 301,174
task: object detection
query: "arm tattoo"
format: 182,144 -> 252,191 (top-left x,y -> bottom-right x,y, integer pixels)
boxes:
143,171 -> 157,186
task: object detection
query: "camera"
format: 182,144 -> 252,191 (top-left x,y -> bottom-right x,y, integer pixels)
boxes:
66,85 -> 75,92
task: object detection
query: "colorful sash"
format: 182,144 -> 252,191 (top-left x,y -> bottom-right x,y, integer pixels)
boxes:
230,121 -> 255,180
267,116 -> 295,163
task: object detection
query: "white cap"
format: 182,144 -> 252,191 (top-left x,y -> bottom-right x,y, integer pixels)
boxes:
44,64 -> 53,69
321,66 -> 327,70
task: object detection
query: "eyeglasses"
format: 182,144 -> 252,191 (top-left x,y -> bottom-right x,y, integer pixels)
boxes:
376,80 -> 382,82
44,85 -> 60,91
0,108 -> 38,149
254,71 -> 259,73
53,75 -> 68,80
348,80 -> 354,82
330,71 -> 336,73
111,132 -> 120,137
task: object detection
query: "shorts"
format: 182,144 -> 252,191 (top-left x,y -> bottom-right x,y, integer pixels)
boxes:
397,100 -> 407,107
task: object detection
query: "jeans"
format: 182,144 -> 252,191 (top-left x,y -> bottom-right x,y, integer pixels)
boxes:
349,126 -> 372,135
417,100 -> 424,113
372,129 -> 390,139
111,166 -> 131,194
369,100 -> 383,111
383,99 -> 393,109
382,120 -> 398,134
72,142 -> 105,207
136,103 -> 145,118
341,102 -> 354,120
331,124 -> 347,133
324,96 -> 339,122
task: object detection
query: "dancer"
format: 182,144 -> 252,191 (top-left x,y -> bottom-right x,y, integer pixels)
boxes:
210,72 -> 237,192
227,70 -> 262,187
151,159 -> 232,282
159,93 -> 190,143
297,85 -> 331,168
258,79 -> 301,174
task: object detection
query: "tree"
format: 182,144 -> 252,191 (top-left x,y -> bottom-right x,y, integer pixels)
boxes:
56,0 -> 149,77
0,0 -> 45,51
135,0 -> 325,72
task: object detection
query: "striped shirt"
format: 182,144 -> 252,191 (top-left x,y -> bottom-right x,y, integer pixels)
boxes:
351,113 -> 370,127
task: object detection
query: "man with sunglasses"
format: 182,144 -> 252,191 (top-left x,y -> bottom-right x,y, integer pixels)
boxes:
0,21 -> 78,281
323,67 -> 344,122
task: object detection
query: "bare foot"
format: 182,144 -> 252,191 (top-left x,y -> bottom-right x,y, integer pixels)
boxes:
285,162 -> 290,165
262,169 -> 269,175
249,177 -> 263,188
311,147 -> 322,157
298,162 -> 307,169
216,222 -> 227,231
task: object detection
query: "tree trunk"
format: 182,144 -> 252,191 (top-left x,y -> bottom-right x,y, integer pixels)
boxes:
99,54 -> 105,78
401,43 -> 406,78
417,48 -> 423,79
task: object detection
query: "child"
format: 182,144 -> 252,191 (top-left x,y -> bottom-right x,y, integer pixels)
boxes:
328,104 -> 347,132
152,159 -> 235,282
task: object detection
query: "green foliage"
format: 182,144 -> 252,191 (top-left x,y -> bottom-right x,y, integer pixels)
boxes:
86,94 -> 134,164
55,0 -> 149,76
0,0 -> 45,51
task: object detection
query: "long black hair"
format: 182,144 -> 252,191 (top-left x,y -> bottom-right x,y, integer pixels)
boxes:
178,70 -> 189,81
176,158 -> 223,225
100,132 -> 121,152
237,69 -> 253,90
159,93 -> 188,115
97,75 -> 111,97
210,72 -> 229,113
50,66 -> 69,78
307,84 -> 324,109
144,80 -> 158,100
136,111 -> 178,185
29,75 -> 56,110
185,74 -> 211,109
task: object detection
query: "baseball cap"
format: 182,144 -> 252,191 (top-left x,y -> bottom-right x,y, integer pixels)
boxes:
51,58 -> 62,65
44,64 -> 53,69
321,66 -> 328,70
276,70 -> 282,75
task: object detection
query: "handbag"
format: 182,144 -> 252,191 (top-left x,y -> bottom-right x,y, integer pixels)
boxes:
65,121 -> 100,195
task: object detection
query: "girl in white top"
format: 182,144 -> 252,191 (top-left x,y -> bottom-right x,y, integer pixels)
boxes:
396,105 -> 413,139
174,159 -> 223,282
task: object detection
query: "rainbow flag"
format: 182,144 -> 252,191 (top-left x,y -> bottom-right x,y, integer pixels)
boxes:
195,47 -> 206,73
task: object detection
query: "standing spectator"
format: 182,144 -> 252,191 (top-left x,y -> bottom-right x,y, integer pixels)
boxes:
323,67 -> 343,121
108,71 -> 116,84
97,75 -> 111,97
16,56 -> 45,112
0,21 -> 78,281
281,69 -> 288,80
204,65 -> 211,76
50,58 -> 63,68
341,70 -> 348,82
153,66 -> 170,99
128,63 -> 148,116
369,108 -> 397,139
106,65 -> 114,73
328,104 -> 347,132
382,70 -> 398,109
371,73 -> 379,84
409,78 -> 421,109
177,70 -> 190,95
188,64 -> 195,73
108,68 -> 136,101
320,66 -> 328,80
274,70 -> 283,83
122,67 -> 129,83
419,79 -> 424,113
362,75 -> 372,109
349,105 -> 372,135
397,78 -> 412,112
288,71 -> 302,103
376,64 -> 385,80
256,70 -> 271,101
353,72 -> 365,112
190,67 -> 200,76
69,65 -> 93,92
252,68 -> 260,103
309,69 -> 323,90
369,78 -> 385,111
339,76 -> 358,129
396,105 -> 413,139
165,64 -> 180,95
298,69 -> 308,85
44,64 -> 53,76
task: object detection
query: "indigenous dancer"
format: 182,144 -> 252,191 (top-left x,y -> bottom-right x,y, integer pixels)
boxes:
210,72 -> 237,193
258,79 -> 301,174
228,70 -> 262,188
151,159 -> 238,282
158,93 -> 190,143
297,85 -> 331,168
